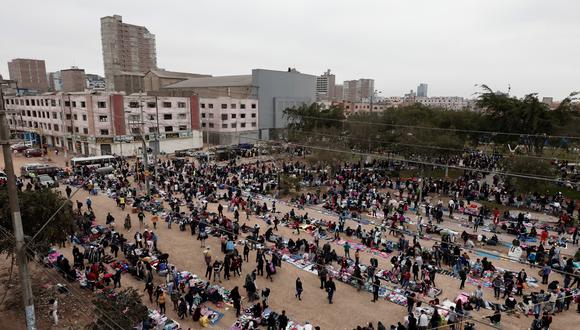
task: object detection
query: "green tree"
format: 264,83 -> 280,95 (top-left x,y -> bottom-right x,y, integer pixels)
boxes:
90,288 -> 149,330
0,189 -> 76,255
503,158 -> 554,193
284,103 -> 345,130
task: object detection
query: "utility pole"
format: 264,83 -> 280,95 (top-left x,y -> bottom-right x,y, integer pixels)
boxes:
138,92 -> 150,197
0,82 -> 37,330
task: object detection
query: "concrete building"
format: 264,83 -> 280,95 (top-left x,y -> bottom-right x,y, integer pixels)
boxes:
342,78 -> 374,102
113,71 -> 145,95
3,92 -> 203,156
61,67 -> 86,92
199,97 -> 259,145
101,15 -> 157,91
143,69 -> 211,92
316,69 -> 336,101
341,101 -> 389,114
161,68 -> 316,138
48,72 -> 63,92
86,74 -> 106,90
334,85 -> 344,101
415,96 -> 470,111
8,58 -> 49,92
417,83 -> 428,97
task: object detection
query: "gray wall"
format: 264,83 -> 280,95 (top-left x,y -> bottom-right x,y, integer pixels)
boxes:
252,69 -> 316,132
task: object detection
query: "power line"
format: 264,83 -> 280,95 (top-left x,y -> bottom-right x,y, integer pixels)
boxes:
291,114 -> 580,140
293,130 -> 580,164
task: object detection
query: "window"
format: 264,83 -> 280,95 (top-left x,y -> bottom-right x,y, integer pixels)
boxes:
64,100 -> 70,107
148,127 -> 158,133
26,111 -> 31,117
251,122 -> 257,127
48,123 -> 51,130
128,115 -> 139,122
231,104 -> 236,109
72,101 -> 77,107
251,103 -> 256,109
240,114 -> 246,119
83,128 -> 88,134
201,103 -> 206,109
221,114 -> 228,121
231,123 -> 237,128
222,124 -> 228,128
221,104 -> 227,109
51,100 -> 56,107
201,113 -> 206,118
73,114 -> 78,120
25,99 -> 30,106
131,127 -> 140,134
99,115 -> 108,122
231,114 -> 236,119
241,122 -> 246,128
53,124 -> 59,131
208,123 -> 214,128
179,125 -> 187,131
31,99 -> 36,106
177,102 -> 186,108
80,101 -> 86,108
164,126 -> 173,132
208,113 -> 214,119
129,101 -> 139,108
208,103 -> 214,109
162,102 -> 172,108
32,111 -> 37,118
163,114 -> 172,120
201,123 -> 206,128
177,113 -> 186,120
251,113 -> 256,118
147,102 -> 156,108
148,115 -> 156,120
100,129 -> 109,135
97,101 -> 106,108
74,127 -> 79,133
82,114 -> 87,121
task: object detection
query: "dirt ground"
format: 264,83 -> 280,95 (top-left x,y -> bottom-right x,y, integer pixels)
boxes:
1,150 -> 580,330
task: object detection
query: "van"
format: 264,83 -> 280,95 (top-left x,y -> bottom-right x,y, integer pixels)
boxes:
20,164 -> 59,177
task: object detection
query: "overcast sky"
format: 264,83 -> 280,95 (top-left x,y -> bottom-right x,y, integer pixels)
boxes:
1,0 -> 578,99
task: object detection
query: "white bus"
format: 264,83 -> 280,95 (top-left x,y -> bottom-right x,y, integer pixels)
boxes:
71,155 -> 117,170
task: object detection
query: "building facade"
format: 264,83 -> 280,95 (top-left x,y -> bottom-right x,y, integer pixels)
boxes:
48,72 -> 62,92
417,83 -> 428,97
86,74 -> 106,90
61,67 -> 86,92
8,58 -> 49,92
414,96 -> 470,111
316,69 -> 336,101
101,15 -> 157,91
4,93 -> 203,156
342,78 -> 374,102
199,97 -> 259,145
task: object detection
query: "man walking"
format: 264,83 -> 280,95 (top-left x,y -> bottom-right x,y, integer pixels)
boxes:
325,278 -> 336,304
295,277 -> 303,301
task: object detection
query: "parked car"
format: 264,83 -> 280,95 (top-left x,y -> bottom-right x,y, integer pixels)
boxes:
37,174 -> 58,188
10,143 -> 30,152
25,148 -> 44,157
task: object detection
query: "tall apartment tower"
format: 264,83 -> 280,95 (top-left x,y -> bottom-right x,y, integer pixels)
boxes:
100,15 -> 157,91
316,69 -> 336,101
417,83 -> 428,97
7,58 -> 49,92
61,67 -> 87,92
342,78 -> 374,102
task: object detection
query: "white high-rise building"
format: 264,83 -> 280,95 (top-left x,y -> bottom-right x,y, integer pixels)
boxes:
417,83 -> 428,97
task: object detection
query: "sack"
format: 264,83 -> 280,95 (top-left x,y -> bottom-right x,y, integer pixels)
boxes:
199,315 -> 210,327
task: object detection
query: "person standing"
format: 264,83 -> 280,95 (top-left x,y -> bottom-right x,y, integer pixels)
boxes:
493,275 -> 503,299
541,263 -> 551,284
473,285 -> 484,311
318,267 -> 328,289
418,310 -> 429,330
49,298 -> 58,326
325,278 -> 336,304
278,310 -> 289,330
344,241 -> 351,258
459,268 -> 467,289
295,277 -> 303,300
372,276 -> 380,302
113,268 -> 122,288
230,286 -> 242,317
86,197 -> 92,211
407,292 -> 415,314
157,290 -> 166,315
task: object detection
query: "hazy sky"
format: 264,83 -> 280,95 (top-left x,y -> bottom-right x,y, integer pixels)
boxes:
1,0 -> 578,99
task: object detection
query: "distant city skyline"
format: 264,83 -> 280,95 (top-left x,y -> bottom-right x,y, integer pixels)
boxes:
1,0 -> 579,99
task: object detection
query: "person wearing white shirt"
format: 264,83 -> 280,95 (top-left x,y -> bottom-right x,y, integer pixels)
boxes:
303,321 -> 314,330
418,310 -> 429,329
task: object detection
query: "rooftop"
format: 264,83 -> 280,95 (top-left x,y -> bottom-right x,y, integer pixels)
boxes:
163,75 -> 253,89
146,69 -> 211,79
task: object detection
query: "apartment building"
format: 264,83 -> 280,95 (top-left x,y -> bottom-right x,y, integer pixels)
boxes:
101,15 -> 157,91
342,78 -> 374,102
316,69 -> 336,101
414,96 -> 470,111
8,58 -> 49,92
198,96 -> 259,144
61,67 -> 86,92
3,92 -> 203,156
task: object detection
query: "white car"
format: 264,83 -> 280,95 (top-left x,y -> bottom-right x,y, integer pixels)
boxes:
37,174 -> 58,188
